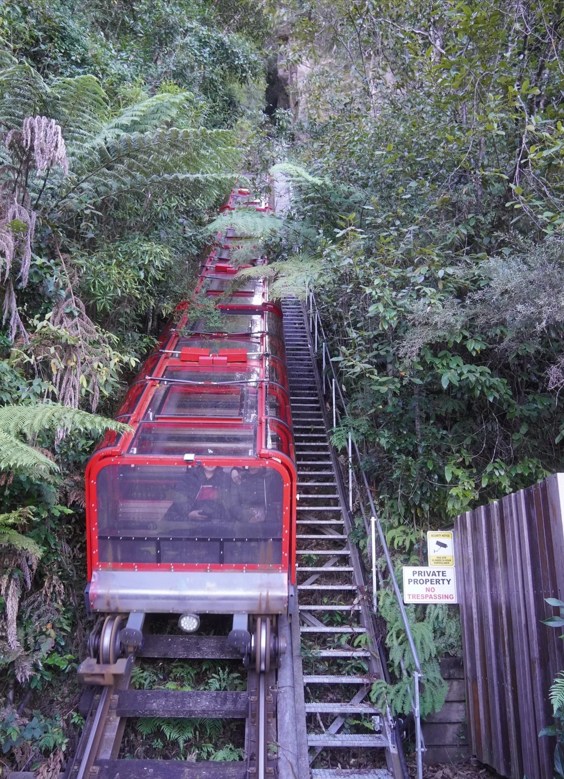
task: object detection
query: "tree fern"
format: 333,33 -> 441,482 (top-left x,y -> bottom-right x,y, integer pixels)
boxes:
270,162 -> 326,189
0,429 -> 55,474
0,402 -> 129,476
371,659 -> 447,717
205,210 -> 283,240
0,64 -> 47,129
97,92 -> 192,136
49,75 -> 109,147
0,41 -> 17,69
56,125 -> 239,210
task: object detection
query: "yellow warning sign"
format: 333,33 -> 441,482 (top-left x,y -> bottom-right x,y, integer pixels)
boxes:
427,531 -> 455,567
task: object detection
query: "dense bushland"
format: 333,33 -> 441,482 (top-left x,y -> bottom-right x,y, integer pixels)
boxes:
260,0 -> 563,716
270,0 -> 563,537
0,1 -> 271,770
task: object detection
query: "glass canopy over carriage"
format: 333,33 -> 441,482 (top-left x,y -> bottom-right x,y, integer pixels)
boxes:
85,190 -> 296,617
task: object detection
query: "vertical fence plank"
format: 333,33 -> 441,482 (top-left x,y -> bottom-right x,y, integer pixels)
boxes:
455,475 -> 564,779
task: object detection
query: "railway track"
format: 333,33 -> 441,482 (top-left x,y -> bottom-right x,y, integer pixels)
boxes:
63,629 -> 279,779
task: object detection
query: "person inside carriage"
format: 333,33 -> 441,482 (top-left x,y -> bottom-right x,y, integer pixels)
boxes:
165,463 -> 230,523
229,467 -> 282,525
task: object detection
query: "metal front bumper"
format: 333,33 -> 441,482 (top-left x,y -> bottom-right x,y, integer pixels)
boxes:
88,569 -> 288,615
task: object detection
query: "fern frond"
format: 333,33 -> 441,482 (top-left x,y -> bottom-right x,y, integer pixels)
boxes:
270,162 -> 326,188
239,255 -> 323,300
0,403 -> 129,476
206,210 -> 283,239
550,671 -> 564,716
0,41 -> 18,69
0,65 -> 47,129
58,127 -> 238,208
0,509 -> 43,557
0,429 -> 56,474
419,660 -> 449,717
102,92 -> 192,136
0,402 -> 128,438
49,75 -> 110,147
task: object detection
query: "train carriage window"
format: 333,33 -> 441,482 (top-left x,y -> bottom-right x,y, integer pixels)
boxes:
266,312 -> 283,342
265,420 -> 292,457
175,337 -> 262,356
116,382 -> 146,422
267,386 -> 291,427
142,369 -> 260,424
212,291 -> 264,306
201,276 -> 260,294
268,358 -> 289,390
265,335 -> 284,361
131,424 -> 257,456
95,465 -> 284,566
186,312 -> 263,335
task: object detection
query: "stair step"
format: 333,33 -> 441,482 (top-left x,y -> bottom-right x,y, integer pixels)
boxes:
308,733 -> 388,748
299,604 -> 360,612
297,520 -> 344,526
297,482 -> 337,487
312,767 -> 392,777
298,584 -> 356,591
304,674 -> 372,684
297,507 -> 342,512
300,626 -> 366,633
297,567 -> 354,573
296,550 -> 350,557
308,649 -> 371,658
306,703 -> 379,715
299,494 -> 340,500
297,534 -> 348,540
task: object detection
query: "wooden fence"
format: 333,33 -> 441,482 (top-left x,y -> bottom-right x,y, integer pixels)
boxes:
454,473 -> 564,779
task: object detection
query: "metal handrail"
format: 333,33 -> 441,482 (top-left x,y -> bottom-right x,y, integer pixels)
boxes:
306,290 -> 424,779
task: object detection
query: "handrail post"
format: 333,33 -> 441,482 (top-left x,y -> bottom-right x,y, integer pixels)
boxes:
348,432 -> 353,512
332,379 -> 336,429
371,516 -> 378,613
414,671 -> 423,779
314,312 -> 319,352
322,341 -> 326,386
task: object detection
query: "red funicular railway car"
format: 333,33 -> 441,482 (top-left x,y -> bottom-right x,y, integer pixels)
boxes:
84,189 -> 296,668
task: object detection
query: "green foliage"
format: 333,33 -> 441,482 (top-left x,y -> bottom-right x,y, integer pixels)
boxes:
0,402 -> 128,477
371,589 -> 453,717
550,673 -> 564,718
0,508 -> 44,557
136,715 -> 240,761
205,210 -> 284,242
0,708 -> 67,755
371,660 -> 446,719
76,239 -> 176,330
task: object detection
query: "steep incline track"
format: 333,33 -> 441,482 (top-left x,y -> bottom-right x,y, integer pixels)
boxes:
282,298 -> 406,779
63,633 -> 276,779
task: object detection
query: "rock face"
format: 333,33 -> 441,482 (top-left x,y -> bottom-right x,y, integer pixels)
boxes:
265,54 -> 290,118
265,28 -> 310,123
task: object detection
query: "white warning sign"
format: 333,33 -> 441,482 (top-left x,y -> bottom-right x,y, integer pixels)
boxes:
402,566 -> 458,604
427,530 -> 455,566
